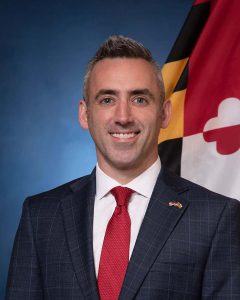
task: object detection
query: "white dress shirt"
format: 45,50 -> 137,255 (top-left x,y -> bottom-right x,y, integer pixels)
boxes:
93,157 -> 161,276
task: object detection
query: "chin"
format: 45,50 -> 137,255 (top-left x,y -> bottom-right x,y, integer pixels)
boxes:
109,156 -> 141,171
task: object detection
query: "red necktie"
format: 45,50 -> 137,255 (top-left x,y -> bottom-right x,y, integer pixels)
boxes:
98,186 -> 134,300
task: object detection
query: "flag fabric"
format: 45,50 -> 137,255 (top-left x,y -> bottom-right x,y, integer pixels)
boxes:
159,0 -> 240,200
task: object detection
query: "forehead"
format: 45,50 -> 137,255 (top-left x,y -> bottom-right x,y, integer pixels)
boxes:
88,58 -> 160,93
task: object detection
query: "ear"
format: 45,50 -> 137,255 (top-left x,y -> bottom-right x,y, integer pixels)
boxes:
161,99 -> 171,129
78,99 -> 89,129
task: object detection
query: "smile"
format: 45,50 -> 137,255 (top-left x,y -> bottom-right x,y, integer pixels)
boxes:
110,132 -> 139,139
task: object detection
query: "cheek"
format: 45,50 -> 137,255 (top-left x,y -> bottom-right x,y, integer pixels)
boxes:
147,115 -> 162,137
86,109 -> 99,126
143,111 -> 162,128
87,113 -> 107,137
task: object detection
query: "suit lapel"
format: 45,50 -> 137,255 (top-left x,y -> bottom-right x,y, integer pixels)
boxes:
120,168 -> 189,300
60,171 -> 99,300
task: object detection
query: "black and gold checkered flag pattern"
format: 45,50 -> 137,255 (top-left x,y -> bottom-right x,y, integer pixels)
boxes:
158,1 -> 210,175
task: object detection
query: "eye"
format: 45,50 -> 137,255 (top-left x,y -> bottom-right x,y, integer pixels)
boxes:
132,97 -> 148,105
99,97 -> 114,105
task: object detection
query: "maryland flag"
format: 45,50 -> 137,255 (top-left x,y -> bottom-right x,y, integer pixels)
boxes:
159,0 -> 240,200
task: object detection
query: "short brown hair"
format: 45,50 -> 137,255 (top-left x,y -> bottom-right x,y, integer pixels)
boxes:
83,35 -> 165,103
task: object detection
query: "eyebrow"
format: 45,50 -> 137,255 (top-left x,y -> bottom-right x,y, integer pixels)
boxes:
95,89 -> 119,100
129,89 -> 154,99
95,88 -> 154,100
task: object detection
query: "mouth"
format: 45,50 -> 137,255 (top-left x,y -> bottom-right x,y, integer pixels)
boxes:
109,131 -> 140,140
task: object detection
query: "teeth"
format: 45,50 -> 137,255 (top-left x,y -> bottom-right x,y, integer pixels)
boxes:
111,132 -> 136,139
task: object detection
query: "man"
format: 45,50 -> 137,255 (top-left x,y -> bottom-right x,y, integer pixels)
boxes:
6,36 -> 240,299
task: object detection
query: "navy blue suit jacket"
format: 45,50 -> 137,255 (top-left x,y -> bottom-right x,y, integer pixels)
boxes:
6,168 -> 240,299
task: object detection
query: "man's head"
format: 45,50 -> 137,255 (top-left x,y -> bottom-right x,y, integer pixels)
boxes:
79,35 -> 171,183
83,35 -> 165,104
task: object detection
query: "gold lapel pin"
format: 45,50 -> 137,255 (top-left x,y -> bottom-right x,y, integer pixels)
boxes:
168,201 -> 183,209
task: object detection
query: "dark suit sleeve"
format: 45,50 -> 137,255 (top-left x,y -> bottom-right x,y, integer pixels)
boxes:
6,198 -> 43,300
201,198 -> 240,299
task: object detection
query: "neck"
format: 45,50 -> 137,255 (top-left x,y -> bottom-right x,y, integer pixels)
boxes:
98,157 -> 158,184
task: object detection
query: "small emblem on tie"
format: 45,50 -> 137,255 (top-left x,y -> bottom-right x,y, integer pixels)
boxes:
168,201 -> 183,209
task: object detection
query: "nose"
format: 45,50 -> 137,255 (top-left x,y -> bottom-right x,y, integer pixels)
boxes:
114,100 -> 133,125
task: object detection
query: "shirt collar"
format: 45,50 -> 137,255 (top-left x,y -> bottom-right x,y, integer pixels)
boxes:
95,157 -> 161,200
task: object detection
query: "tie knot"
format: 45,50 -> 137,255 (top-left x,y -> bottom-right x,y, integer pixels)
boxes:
111,186 -> 134,207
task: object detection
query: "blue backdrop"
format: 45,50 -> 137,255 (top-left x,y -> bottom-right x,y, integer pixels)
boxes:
0,0 -> 192,297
